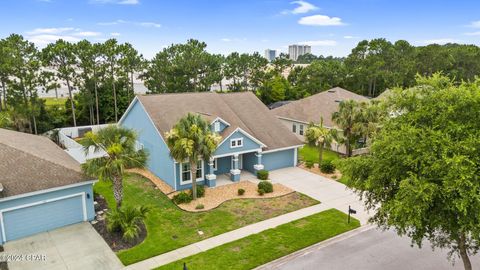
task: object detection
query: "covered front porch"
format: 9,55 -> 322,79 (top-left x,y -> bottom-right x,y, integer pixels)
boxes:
204,150 -> 264,188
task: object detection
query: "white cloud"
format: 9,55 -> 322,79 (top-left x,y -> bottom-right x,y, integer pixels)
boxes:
464,31 -> 480,36
220,38 -> 231,42
73,31 -> 101,37
298,15 -> 345,26
467,20 -> 480,28
343,35 -> 358,39
110,32 -> 121,36
28,34 -> 81,45
137,22 -> 161,28
420,38 -> 459,45
299,40 -> 337,46
90,0 -> 139,5
27,27 -> 74,35
98,19 -> 160,28
290,1 -> 318,14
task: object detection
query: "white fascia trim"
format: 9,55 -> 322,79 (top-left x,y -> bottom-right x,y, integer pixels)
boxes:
262,145 -> 304,154
210,117 -> 231,127
213,148 -> 262,159
118,96 -> 139,125
0,180 -> 97,203
217,127 -> 267,149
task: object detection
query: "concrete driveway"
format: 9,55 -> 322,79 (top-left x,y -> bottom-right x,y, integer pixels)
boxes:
270,167 -> 371,224
4,222 -> 123,270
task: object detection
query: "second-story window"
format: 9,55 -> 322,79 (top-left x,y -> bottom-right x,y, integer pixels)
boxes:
299,124 -> 304,135
214,121 -> 220,132
230,138 -> 243,148
292,123 -> 297,133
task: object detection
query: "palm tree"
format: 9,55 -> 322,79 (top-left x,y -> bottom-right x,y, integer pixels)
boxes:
305,117 -> 335,166
80,125 -> 148,208
353,100 -> 385,147
165,113 -> 221,200
332,100 -> 361,157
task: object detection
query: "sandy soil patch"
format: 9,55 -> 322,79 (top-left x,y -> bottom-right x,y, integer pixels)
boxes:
170,180 -> 294,212
126,168 -> 175,194
298,163 -> 342,180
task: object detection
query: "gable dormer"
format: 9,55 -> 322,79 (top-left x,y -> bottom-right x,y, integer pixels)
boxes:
211,117 -> 230,133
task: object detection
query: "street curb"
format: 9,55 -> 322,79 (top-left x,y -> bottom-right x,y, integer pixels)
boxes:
254,224 -> 375,270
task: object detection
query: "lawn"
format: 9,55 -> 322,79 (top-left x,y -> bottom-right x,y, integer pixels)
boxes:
94,173 -> 319,265
299,145 -> 340,164
42,97 -> 67,107
156,209 -> 360,270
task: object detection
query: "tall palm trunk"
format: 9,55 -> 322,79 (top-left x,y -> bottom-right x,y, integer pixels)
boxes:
459,233 -> 472,270
65,78 -> 77,126
94,69 -> 100,125
190,161 -> 198,200
318,143 -> 324,166
1,80 -> 6,110
130,71 -> 134,101
111,65 -> 118,122
113,175 -> 123,209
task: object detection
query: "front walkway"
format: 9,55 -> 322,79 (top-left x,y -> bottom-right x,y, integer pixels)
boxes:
124,167 -> 371,270
4,222 -> 123,270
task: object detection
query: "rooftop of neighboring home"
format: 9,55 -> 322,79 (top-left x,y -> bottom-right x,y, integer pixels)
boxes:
0,128 -> 88,198
272,87 -> 370,128
129,91 -> 302,151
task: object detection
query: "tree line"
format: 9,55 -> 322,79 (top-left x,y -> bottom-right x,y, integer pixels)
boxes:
1,35 -> 480,134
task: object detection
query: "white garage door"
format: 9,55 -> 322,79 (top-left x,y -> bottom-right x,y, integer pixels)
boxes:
1,193 -> 87,242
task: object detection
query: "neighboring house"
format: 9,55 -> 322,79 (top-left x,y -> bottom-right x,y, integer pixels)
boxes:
0,128 -> 95,243
119,92 -> 302,191
271,87 -> 370,154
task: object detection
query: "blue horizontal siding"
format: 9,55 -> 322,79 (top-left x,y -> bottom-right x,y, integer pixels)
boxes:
214,130 -> 261,157
262,148 -> 296,171
0,183 -> 95,243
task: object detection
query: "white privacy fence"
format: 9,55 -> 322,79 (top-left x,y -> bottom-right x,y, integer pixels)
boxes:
57,124 -> 110,164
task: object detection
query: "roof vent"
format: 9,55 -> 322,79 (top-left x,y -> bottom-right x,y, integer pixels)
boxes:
328,90 -> 336,93
335,100 -> 342,103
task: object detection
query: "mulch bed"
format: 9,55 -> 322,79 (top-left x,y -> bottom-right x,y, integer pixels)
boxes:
92,195 -> 147,252
298,163 -> 342,180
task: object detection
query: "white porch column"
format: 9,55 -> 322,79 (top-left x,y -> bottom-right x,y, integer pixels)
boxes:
254,150 -> 264,171
206,157 -> 216,187
230,154 -> 240,181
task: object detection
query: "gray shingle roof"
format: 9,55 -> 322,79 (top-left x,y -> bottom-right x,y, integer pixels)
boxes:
272,87 -> 370,128
135,92 -> 302,151
0,128 -> 88,198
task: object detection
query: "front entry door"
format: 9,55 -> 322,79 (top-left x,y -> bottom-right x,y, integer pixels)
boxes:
231,154 -> 243,170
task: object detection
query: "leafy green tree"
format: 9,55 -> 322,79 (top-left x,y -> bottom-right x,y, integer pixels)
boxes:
294,60 -> 346,96
305,118 -> 335,165
296,53 -> 317,64
103,39 -> 123,122
80,125 -> 148,208
42,39 -> 79,126
165,113 -> 221,200
338,76 -> 480,270
332,100 -> 363,157
119,42 -> 144,101
271,53 -> 293,75
258,75 -> 289,104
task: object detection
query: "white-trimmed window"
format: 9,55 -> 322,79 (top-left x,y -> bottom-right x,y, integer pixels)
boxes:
180,160 -> 203,184
230,138 -> 243,148
292,124 -> 297,133
299,124 -> 304,135
214,121 -> 220,132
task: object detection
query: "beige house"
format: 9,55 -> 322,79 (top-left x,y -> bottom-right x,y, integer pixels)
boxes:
271,87 -> 370,154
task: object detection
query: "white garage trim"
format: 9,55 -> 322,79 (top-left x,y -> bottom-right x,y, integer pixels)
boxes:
0,192 -> 87,243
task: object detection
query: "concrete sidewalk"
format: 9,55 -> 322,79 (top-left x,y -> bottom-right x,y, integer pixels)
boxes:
124,203 -> 330,270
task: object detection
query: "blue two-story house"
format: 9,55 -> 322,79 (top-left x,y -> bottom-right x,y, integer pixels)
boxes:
119,91 -> 302,191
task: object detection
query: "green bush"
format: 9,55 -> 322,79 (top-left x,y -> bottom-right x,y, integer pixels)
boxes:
258,188 -> 265,196
191,185 -> 205,198
305,160 -> 314,169
238,188 -> 245,196
257,170 -> 269,180
106,205 -> 150,242
258,181 -> 273,193
320,161 -> 336,174
195,204 -> 205,210
172,191 -> 192,204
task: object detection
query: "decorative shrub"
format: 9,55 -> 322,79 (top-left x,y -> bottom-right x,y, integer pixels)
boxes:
106,205 -> 150,242
195,204 -> 205,210
172,191 -> 192,204
238,188 -> 245,196
258,188 -> 265,196
320,161 -> 336,174
191,185 -> 205,198
257,170 -> 269,180
305,160 -> 314,169
258,181 -> 273,193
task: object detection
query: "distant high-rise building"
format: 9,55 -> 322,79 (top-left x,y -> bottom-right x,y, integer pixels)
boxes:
264,49 -> 277,62
288,45 -> 312,61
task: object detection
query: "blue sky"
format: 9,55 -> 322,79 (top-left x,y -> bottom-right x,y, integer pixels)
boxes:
1,0 -> 479,59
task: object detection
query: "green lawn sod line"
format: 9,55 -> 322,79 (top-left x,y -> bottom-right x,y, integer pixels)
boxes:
42,97 -> 67,107
155,208 -> 360,270
93,173 -> 319,265
299,145 -> 340,164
